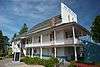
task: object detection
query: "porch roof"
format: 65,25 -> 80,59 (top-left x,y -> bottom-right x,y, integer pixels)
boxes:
25,44 -> 83,48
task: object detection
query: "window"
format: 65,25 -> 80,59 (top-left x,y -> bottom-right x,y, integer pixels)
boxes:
29,37 -> 32,44
34,49 -> 37,53
38,36 -> 41,43
65,32 -> 73,38
50,31 -> 54,41
52,48 -> 54,54
30,48 -> 32,56
26,39 -> 28,44
26,37 -> 32,44
65,32 -> 68,38
26,48 -> 29,55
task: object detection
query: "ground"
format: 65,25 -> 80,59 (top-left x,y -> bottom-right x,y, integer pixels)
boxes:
0,58 -> 44,67
0,58 -> 70,67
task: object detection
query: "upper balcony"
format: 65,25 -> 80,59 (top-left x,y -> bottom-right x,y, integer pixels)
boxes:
25,37 -> 80,48
21,22 -> 89,48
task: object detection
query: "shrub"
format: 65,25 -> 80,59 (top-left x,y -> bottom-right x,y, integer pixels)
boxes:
32,57 -> 41,64
43,57 -> 59,67
68,61 -> 76,67
20,56 -> 33,64
20,56 -> 59,67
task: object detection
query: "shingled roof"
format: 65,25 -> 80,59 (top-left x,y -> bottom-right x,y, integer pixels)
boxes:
14,15 -> 61,40
29,15 -> 61,33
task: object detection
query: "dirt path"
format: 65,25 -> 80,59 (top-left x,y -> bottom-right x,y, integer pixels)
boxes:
0,58 -> 44,67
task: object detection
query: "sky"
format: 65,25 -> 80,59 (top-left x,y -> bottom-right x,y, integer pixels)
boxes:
0,0 -> 100,39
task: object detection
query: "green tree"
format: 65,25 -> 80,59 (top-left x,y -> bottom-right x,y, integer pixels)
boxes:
0,30 -> 4,56
12,33 -> 17,41
19,23 -> 28,35
3,36 -> 9,55
91,15 -> 100,43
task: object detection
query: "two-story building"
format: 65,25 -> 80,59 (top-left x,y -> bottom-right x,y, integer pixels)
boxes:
12,2 -> 90,62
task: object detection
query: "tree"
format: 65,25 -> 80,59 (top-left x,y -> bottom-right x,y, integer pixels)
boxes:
0,30 -> 10,56
12,33 -> 17,41
3,36 -> 9,55
19,23 -> 28,35
0,30 -> 4,56
91,15 -> 100,43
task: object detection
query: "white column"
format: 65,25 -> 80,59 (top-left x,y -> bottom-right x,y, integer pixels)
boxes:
19,42 -> 21,61
32,48 -> 33,57
54,30 -> 56,44
28,48 -> 30,57
54,47 -> 57,57
40,34 -> 43,44
72,26 -> 76,44
40,34 -> 43,59
72,26 -> 77,61
40,47 -> 42,59
74,46 -> 77,61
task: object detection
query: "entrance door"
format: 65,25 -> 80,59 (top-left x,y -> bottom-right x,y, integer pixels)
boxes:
15,52 -> 20,61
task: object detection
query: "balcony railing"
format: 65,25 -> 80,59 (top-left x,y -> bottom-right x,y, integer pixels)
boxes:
25,38 -> 80,47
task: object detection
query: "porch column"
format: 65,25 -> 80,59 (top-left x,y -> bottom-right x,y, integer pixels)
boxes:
40,47 -> 42,59
19,42 -> 21,61
54,29 -> 56,44
28,48 -> 30,57
54,47 -> 57,57
72,26 -> 77,61
32,48 -> 34,57
40,34 -> 43,59
74,46 -> 77,61
72,26 -> 76,44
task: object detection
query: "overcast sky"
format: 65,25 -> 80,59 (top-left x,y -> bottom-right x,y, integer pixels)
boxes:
0,0 -> 100,39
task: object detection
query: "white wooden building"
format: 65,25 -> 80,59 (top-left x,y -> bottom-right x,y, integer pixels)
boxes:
12,2 -> 89,61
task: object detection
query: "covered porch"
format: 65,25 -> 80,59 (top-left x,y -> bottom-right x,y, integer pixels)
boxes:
25,44 -> 83,61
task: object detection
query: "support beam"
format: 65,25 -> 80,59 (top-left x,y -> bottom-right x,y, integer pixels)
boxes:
54,30 -> 56,44
74,46 -> 77,61
32,48 -> 34,57
40,34 -> 43,44
19,42 -> 21,61
40,34 -> 43,59
72,26 -> 76,44
72,26 -> 77,61
40,47 -> 42,59
54,47 -> 57,58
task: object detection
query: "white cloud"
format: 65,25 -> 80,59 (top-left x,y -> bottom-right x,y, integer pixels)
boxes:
0,16 -> 19,32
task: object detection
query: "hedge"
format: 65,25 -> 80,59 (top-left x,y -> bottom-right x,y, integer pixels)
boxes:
20,56 -> 59,67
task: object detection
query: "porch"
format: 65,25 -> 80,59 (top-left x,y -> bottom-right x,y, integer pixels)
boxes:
25,45 -> 83,61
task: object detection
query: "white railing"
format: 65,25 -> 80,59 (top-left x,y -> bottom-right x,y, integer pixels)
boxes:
25,38 -> 80,47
